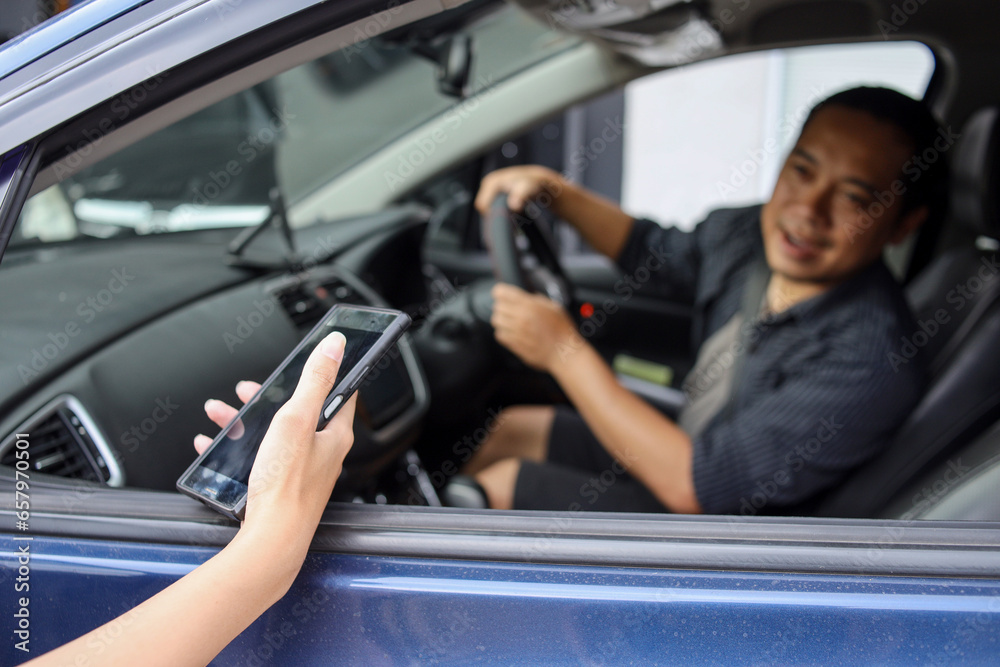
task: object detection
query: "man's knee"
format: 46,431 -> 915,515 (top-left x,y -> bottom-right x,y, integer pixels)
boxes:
495,405 -> 548,433
474,457 -> 522,510
496,405 -> 554,450
463,405 -> 553,474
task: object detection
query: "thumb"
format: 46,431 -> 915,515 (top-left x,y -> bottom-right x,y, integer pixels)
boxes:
287,331 -> 346,417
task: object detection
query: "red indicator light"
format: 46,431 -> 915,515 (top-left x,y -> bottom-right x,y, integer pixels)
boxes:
580,302 -> 595,318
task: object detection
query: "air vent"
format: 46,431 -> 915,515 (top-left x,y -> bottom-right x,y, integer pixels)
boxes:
1,396 -> 123,486
276,285 -> 326,328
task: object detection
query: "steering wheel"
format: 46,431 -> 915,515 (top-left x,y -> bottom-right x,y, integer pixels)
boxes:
483,193 -> 574,307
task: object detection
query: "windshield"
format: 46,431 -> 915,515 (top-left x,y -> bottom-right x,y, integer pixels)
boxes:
11,5 -> 577,246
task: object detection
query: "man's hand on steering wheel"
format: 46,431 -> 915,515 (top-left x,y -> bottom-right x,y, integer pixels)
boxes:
476,165 -> 587,371
478,167 -> 575,304
490,282 -> 579,373
474,165 -> 565,216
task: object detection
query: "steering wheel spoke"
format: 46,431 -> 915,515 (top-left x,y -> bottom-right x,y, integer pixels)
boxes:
484,194 -> 574,307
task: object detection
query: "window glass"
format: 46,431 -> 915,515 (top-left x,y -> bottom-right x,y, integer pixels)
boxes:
622,42 -> 935,230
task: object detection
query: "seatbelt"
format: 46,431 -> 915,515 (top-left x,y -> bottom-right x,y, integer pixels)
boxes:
720,258 -> 771,421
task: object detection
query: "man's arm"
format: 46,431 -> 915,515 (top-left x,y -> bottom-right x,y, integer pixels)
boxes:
490,284 -> 701,513
551,333 -> 702,513
475,165 -> 635,261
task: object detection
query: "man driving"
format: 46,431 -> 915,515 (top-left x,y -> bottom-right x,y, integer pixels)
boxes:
463,87 -> 949,516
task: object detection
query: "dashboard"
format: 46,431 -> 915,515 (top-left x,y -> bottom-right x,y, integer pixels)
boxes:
0,208 -> 432,496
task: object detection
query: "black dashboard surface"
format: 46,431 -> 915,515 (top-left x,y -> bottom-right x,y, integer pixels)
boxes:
0,206 -> 431,489
0,236 -> 252,410
0,206 -> 428,412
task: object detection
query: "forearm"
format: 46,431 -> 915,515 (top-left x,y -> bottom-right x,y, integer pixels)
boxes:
546,176 -> 635,261
549,337 -> 701,513
27,523 -> 309,667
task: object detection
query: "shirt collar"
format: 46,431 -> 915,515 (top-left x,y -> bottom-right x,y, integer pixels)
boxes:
758,258 -> 892,329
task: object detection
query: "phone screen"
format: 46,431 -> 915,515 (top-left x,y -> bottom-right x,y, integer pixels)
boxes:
180,307 -> 402,512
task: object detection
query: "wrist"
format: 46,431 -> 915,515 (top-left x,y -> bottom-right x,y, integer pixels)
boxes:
538,168 -> 575,218
232,527 -> 308,600
547,317 -> 588,375
236,509 -> 316,588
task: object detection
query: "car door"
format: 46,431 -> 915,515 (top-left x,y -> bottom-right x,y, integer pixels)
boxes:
7,482 -> 1000,664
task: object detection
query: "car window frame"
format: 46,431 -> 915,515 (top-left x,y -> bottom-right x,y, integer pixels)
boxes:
4,475 -> 1000,578
0,143 -> 38,258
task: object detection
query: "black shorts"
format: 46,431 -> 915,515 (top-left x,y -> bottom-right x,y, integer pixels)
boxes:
513,406 -> 669,513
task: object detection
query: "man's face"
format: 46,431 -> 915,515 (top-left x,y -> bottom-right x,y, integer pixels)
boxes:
761,105 -> 925,286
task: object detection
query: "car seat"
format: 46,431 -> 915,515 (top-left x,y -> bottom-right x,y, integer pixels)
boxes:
815,106 -> 1000,518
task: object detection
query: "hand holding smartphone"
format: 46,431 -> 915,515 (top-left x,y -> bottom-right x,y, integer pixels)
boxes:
177,304 -> 411,520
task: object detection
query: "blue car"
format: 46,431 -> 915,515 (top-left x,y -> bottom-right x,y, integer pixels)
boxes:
2,0 -> 1000,663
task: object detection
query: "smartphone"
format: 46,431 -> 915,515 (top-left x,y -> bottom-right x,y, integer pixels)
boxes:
177,304 -> 411,520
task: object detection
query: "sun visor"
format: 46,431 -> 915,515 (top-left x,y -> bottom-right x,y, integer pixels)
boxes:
511,0 -> 723,66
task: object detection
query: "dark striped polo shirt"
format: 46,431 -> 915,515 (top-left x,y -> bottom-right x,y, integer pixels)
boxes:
616,205 -> 927,515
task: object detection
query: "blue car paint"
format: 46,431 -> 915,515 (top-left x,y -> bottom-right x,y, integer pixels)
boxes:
0,145 -> 30,206
2,535 -> 998,664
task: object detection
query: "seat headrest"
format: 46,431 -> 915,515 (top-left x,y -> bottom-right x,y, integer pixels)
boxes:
951,107 -> 1000,238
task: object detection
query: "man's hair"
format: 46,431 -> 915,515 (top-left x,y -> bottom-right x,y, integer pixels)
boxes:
802,86 -> 950,223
